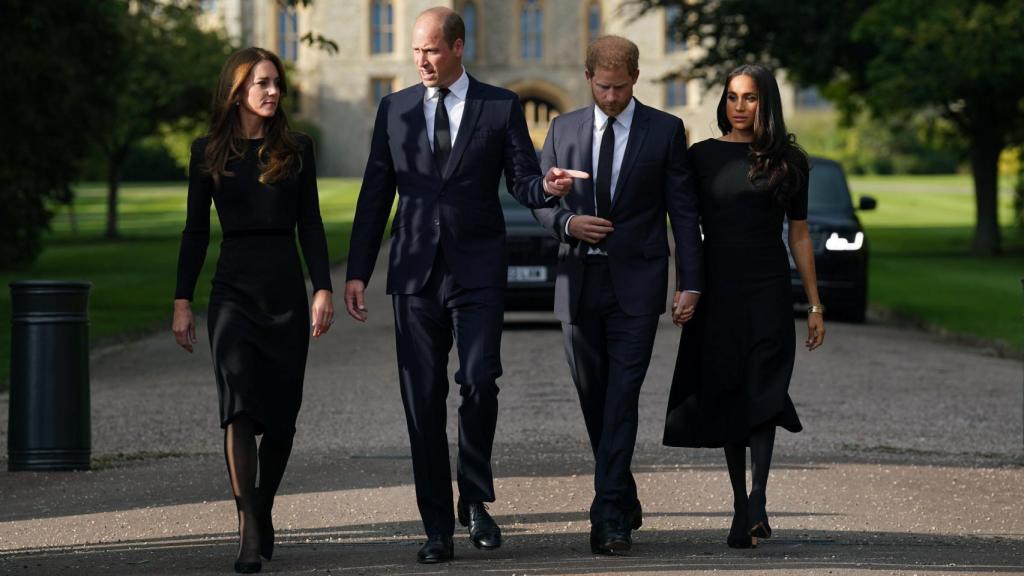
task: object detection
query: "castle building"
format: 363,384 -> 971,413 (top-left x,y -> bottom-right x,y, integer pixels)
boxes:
202,0 -> 826,176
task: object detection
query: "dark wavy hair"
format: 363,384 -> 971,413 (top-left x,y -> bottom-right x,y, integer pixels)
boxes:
716,64 -> 807,206
204,47 -> 301,188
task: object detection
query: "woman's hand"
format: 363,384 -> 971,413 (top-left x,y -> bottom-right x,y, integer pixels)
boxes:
173,299 -> 196,353
806,312 -> 825,351
311,289 -> 334,338
671,290 -> 700,327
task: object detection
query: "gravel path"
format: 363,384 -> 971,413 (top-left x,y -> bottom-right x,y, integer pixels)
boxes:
1,253 -> 1021,575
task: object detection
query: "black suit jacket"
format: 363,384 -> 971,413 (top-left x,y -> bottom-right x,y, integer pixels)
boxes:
533,100 -> 703,323
347,75 -> 554,294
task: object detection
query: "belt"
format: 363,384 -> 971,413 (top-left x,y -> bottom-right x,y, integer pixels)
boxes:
223,229 -> 293,239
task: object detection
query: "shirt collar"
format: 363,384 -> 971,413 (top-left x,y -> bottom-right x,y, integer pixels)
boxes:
426,67 -> 469,101
593,97 -> 636,131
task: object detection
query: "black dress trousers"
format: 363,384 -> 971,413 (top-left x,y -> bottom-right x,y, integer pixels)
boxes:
391,248 -> 504,537
563,258 -> 659,526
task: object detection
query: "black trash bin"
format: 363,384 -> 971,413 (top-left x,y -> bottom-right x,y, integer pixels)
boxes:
8,281 -> 92,471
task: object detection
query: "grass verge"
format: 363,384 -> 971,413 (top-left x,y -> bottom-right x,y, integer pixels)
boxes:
850,174 -> 1023,354
0,179 -> 362,389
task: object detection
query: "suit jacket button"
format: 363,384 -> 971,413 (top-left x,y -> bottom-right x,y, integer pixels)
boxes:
433,219 -> 440,227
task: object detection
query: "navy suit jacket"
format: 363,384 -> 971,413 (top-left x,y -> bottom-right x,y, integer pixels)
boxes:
347,76 -> 554,294
533,100 -> 703,323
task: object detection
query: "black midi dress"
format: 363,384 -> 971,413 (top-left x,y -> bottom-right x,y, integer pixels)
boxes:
175,135 -> 332,438
663,139 -> 804,448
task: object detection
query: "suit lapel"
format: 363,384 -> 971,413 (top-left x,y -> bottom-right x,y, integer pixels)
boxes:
611,100 -> 649,210
443,76 -> 483,180
578,108 -> 596,216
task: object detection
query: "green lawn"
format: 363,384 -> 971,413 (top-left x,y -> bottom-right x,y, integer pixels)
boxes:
0,179 -> 362,386
849,174 -> 1024,352
1,174 -> 1022,388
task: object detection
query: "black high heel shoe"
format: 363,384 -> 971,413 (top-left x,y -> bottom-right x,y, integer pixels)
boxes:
727,500 -> 753,549
234,532 -> 262,573
234,504 -> 263,573
747,492 -> 772,540
233,559 -> 261,574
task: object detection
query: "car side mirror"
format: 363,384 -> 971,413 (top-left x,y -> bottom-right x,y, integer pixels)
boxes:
858,195 -> 877,211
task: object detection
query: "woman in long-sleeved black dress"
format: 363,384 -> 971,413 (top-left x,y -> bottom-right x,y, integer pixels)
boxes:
172,47 -> 334,574
664,65 -> 825,549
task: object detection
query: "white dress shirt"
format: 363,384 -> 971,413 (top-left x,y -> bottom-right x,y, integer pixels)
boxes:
424,67 -> 469,151
592,98 -> 636,204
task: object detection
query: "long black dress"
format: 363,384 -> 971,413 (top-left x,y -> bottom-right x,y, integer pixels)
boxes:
663,139 -> 804,448
175,134 -> 332,439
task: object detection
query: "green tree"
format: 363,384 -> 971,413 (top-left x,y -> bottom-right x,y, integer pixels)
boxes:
92,0 -> 232,239
0,0 -> 122,268
633,0 -> 1024,256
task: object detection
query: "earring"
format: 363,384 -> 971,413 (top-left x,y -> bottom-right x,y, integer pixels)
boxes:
235,101 -> 240,107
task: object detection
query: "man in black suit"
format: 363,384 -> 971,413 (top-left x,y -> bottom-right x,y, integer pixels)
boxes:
344,6 -> 578,564
532,35 -> 703,554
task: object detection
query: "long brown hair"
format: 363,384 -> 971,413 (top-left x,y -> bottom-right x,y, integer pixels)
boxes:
716,64 -> 807,207
205,47 -> 300,187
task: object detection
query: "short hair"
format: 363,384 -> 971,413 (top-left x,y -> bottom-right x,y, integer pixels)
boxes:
585,35 -> 639,77
419,7 -> 465,48
442,10 -> 465,48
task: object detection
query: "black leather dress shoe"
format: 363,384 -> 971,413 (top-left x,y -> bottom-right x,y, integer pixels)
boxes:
590,520 -> 631,555
630,501 -> 643,530
416,535 -> 454,564
457,499 -> 502,550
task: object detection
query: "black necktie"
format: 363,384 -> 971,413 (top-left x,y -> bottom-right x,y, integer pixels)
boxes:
595,116 -> 615,219
433,87 -> 452,173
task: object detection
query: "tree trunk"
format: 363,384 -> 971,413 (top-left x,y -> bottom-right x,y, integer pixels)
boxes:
105,154 -> 122,239
67,200 -> 78,234
969,135 -> 1003,257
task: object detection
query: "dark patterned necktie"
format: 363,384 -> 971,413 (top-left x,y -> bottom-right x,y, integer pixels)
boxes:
433,87 -> 452,173
595,116 -> 615,218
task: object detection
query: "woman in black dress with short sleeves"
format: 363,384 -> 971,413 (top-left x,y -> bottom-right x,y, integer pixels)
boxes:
172,47 -> 334,574
664,65 -> 825,549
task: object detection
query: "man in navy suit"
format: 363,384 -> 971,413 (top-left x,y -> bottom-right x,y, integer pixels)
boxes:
532,35 -> 703,554
344,6 -> 577,564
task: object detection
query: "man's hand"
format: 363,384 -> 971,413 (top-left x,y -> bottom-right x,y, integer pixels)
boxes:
567,215 -> 614,244
672,291 -> 700,326
543,167 -> 589,197
344,279 -> 369,322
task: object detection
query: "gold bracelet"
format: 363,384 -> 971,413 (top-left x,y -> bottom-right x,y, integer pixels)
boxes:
808,304 -> 825,315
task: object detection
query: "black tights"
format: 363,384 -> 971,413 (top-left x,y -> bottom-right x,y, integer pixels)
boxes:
224,415 -> 294,563
723,422 -> 776,508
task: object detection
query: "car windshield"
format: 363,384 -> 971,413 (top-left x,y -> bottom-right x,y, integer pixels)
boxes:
808,161 -> 854,214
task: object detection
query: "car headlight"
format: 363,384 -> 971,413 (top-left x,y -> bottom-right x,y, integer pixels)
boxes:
825,231 -> 864,251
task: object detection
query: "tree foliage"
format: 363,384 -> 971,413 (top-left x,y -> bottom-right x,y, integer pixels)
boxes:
92,0 -> 232,239
0,0 -> 121,268
631,0 -> 1024,255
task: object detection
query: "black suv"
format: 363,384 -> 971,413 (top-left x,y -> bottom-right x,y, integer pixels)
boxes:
785,157 -> 875,322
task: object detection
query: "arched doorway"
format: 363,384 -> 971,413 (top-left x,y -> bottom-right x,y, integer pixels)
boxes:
521,97 -> 560,150
505,80 -> 570,150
